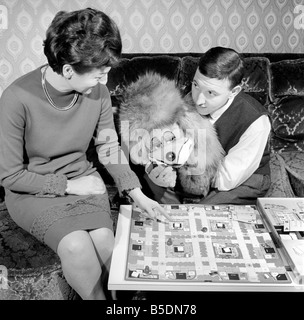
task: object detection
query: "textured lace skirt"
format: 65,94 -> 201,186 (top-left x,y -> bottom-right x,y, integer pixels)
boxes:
4,189 -> 113,252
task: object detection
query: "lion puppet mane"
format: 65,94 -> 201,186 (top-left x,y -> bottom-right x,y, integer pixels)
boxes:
119,72 -> 224,197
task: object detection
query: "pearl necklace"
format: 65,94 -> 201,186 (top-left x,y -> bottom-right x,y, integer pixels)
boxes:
41,66 -> 78,111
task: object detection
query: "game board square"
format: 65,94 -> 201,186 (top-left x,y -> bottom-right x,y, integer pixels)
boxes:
228,273 -> 240,280
255,224 -> 264,229
276,273 -> 288,281
132,244 -> 142,251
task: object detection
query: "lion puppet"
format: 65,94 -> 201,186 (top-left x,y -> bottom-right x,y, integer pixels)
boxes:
119,72 -> 224,198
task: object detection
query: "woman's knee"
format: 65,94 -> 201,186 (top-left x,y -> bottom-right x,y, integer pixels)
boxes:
57,230 -> 93,260
90,227 -> 115,250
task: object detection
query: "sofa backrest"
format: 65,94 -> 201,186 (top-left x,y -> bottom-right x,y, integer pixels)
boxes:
107,53 -> 272,108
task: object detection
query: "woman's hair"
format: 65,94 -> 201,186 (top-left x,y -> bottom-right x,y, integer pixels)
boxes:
43,8 -> 122,74
198,46 -> 244,89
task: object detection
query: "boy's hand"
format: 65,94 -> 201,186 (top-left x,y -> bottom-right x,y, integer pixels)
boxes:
145,163 -> 176,188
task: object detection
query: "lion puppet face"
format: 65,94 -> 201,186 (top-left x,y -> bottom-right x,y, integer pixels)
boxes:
127,123 -> 194,168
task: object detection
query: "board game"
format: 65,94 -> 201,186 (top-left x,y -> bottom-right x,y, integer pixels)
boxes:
125,204 -> 291,284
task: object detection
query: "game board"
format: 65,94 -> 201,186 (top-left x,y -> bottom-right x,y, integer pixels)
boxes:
125,204 -> 291,284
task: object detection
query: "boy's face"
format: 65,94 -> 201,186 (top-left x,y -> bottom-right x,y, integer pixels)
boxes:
191,68 -> 240,116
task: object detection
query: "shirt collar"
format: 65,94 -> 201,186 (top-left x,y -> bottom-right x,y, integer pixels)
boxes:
209,95 -> 236,124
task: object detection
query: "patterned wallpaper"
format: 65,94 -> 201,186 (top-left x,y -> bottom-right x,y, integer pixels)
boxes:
0,0 -> 303,95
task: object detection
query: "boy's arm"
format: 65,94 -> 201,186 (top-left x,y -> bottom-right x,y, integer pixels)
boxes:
214,115 -> 271,191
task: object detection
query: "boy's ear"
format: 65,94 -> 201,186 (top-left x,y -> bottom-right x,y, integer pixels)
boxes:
230,85 -> 242,98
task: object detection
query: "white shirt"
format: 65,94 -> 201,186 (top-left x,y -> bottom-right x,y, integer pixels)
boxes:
209,96 -> 271,191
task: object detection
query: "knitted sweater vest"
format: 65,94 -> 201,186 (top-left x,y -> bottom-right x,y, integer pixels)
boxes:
214,92 -> 270,176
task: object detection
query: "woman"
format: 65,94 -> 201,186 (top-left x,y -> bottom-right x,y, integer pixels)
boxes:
0,8 -> 168,300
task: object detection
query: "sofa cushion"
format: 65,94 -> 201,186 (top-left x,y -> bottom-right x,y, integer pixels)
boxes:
268,96 -> 304,152
266,151 -> 304,198
280,151 -> 304,197
265,153 -> 295,198
178,56 -> 270,105
0,202 -> 77,300
241,57 -> 270,106
269,59 -> 304,100
267,59 -> 304,153
286,165 -> 304,197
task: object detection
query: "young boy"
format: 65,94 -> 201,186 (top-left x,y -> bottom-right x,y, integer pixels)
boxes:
145,46 -> 271,205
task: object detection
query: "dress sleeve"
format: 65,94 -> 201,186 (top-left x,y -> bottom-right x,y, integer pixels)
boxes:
0,87 -> 67,196
94,86 -> 141,195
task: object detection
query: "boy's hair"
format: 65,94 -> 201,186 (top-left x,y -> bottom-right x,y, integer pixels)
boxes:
198,46 -> 244,89
43,8 -> 122,75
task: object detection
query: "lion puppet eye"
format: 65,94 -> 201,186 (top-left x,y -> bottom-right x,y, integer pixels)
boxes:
163,131 -> 176,143
150,136 -> 162,151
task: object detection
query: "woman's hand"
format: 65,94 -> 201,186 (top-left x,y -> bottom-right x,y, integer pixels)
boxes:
128,188 -> 172,221
66,176 -> 106,195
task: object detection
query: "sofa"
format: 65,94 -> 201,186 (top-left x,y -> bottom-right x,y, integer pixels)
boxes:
1,52 -> 304,300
